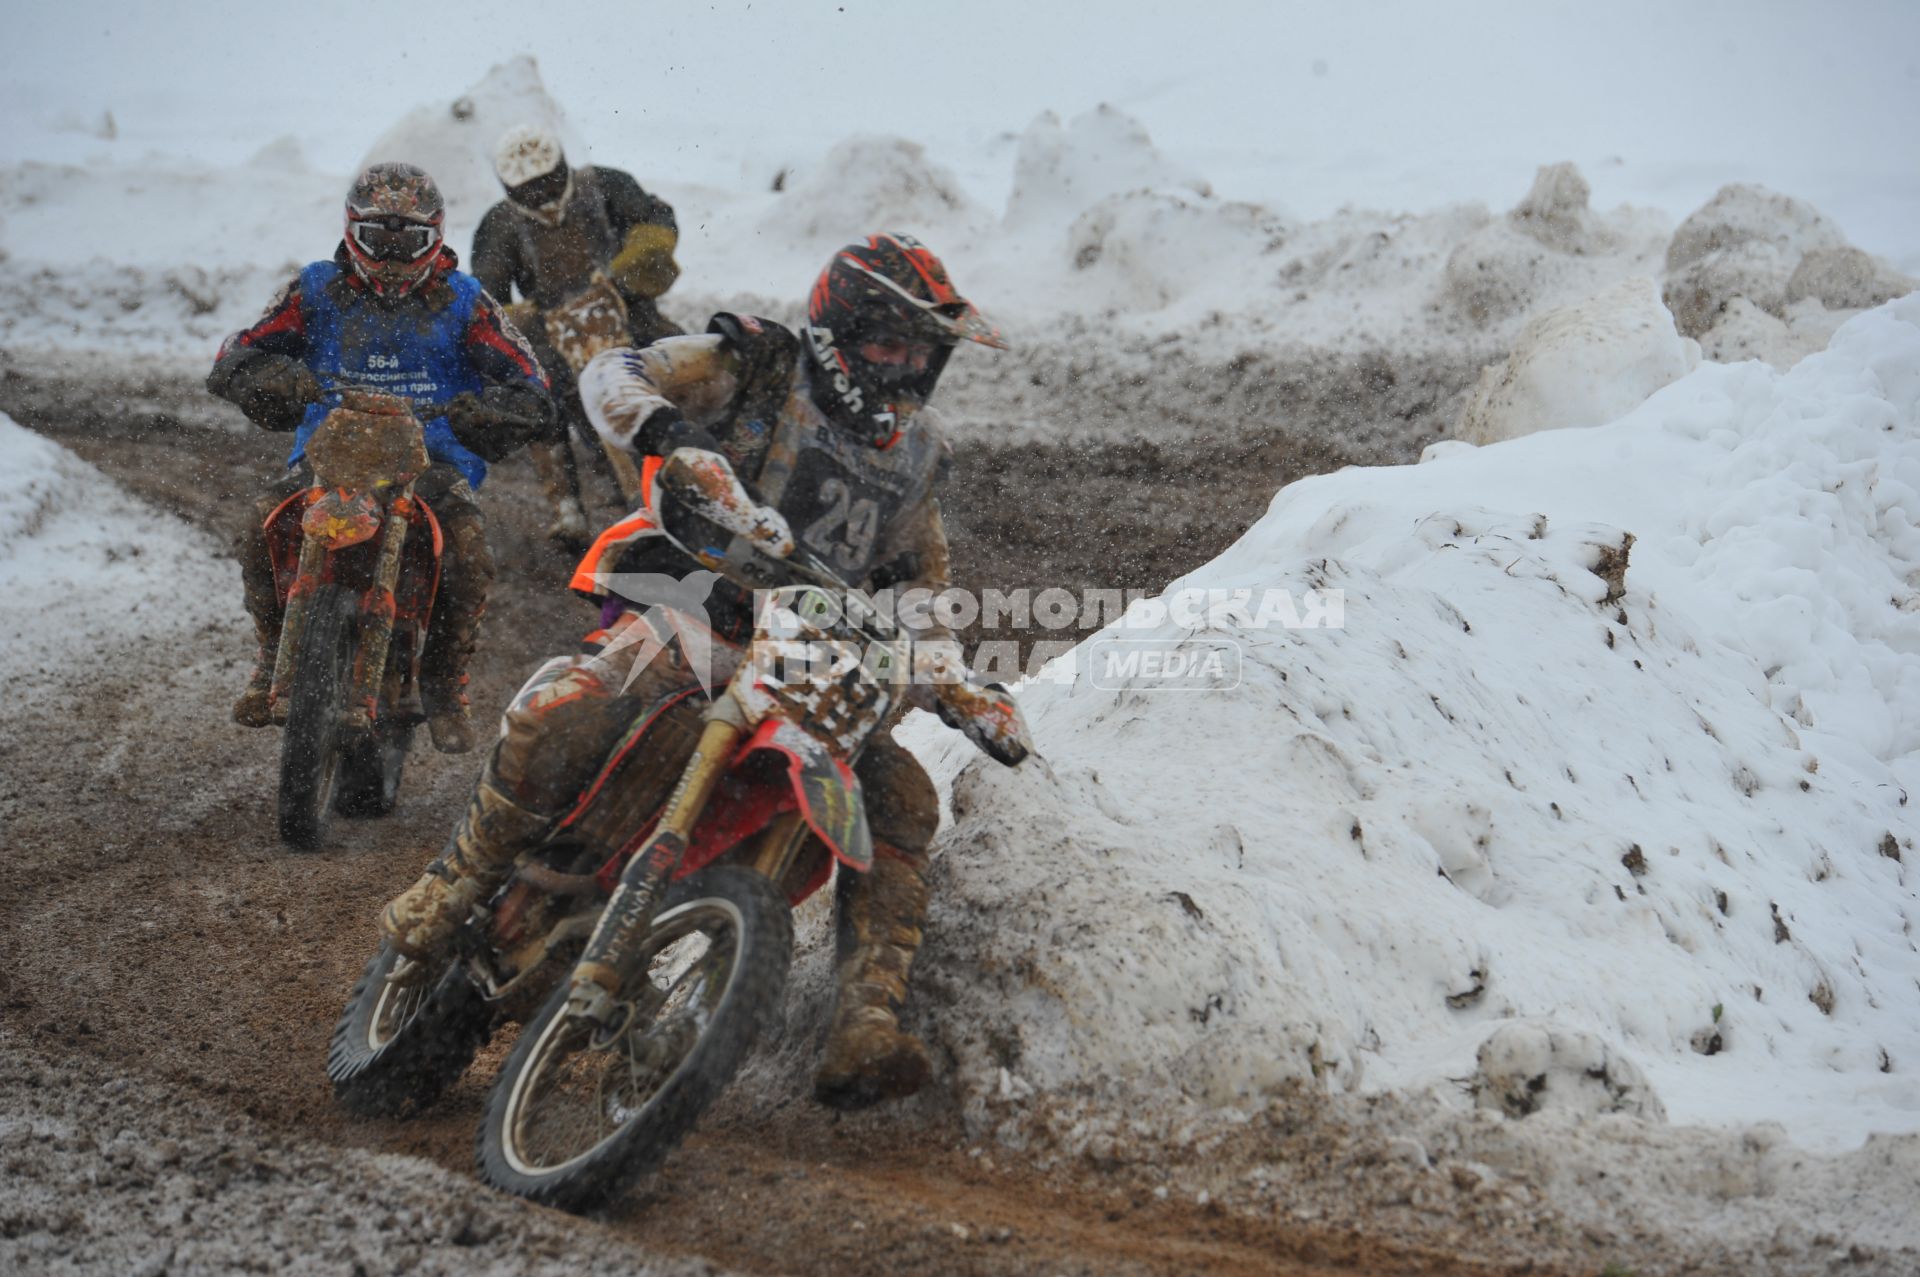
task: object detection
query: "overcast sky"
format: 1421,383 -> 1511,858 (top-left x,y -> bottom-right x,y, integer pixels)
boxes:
4,1 -> 1917,253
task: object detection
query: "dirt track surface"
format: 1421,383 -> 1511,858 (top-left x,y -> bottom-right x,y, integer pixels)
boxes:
0,361 -> 1782,1277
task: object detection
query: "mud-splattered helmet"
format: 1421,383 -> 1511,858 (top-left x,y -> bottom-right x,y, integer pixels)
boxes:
494,124 -> 571,225
803,233 -> 1005,446
343,163 -> 445,299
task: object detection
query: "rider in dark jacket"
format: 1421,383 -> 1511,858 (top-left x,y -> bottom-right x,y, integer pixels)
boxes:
380,234 -> 1031,1109
208,162 -> 552,753
472,125 -> 683,545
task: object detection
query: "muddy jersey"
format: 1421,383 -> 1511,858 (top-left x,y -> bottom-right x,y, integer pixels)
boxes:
571,314 -> 954,633
209,246 -> 546,489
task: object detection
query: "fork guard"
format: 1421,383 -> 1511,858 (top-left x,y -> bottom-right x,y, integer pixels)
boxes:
735,718 -> 873,875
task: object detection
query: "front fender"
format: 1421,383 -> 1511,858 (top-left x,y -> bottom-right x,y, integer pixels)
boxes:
738,718 -> 872,872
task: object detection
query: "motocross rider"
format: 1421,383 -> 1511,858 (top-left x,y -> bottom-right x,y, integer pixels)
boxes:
209,162 -> 554,754
471,125 -> 684,546
380,233 -> 1032,1109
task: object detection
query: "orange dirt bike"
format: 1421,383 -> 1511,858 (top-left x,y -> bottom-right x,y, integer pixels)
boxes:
263,390 -> 444,848
327,546 -> 1032,1212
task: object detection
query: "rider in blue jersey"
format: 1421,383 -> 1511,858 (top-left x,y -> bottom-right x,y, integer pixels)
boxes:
209,163 -> 553,752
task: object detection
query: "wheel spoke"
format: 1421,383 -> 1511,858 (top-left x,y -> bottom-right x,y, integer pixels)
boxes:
499,899 -> 745,1177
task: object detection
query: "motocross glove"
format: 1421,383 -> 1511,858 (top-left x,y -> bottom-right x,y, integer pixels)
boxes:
220,354 -> 322,431
659,446 -> 794,557
252,356 -> 324,408
443,385 -> 556,462
935,679 -> 1034,768
608,223 -> 681,299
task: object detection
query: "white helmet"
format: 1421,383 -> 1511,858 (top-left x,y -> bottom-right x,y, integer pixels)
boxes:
493,125 -> 571,222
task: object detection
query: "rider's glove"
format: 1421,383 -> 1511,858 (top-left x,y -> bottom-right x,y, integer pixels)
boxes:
255,357 -> 323,408
608,224 -> 681,299
935,679 -> 1034,768
443,387 -> 553,462
659,446 -> 794,557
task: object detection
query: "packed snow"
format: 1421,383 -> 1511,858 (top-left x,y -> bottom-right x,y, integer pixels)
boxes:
0,412 -> 240,707
901,295 -> 1920,1157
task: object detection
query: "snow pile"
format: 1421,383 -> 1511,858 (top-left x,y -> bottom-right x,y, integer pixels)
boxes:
1443,162 -> 1628,327
757,135 -> 993,255
355,55 -> 581,242
1456,276 -> 1700,445
1660,183 -> 1905,340
904,296 -> 1920,1153
1002,105 -> 1213,231
0,413 -> 240,704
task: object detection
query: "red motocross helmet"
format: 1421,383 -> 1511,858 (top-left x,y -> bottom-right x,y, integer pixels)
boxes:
803,233 -> 1005,445
342,163 -> 446,299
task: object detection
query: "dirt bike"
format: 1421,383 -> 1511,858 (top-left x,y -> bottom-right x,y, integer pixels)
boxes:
523,274 -> 648,542
327,544 -> 1031,1212
263,390 -> 442,848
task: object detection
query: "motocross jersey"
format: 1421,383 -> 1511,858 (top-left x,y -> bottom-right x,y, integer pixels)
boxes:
570,313 -> 955,638
210,246 -> 546,489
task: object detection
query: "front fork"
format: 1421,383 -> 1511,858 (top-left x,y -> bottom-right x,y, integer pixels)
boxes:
565,696 -> 810,1025
344,494 -> 413,732
266,487 -> 413,730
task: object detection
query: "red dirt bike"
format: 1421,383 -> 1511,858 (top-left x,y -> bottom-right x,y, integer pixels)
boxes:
263,390 -> 443,848
327,546 -> 1032,1212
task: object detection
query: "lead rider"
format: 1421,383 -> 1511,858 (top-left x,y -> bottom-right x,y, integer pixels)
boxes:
208,163 -> 554,752
379,233 -> 1032,1108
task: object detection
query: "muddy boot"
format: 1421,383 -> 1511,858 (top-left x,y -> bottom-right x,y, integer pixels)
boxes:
420,502 -> 492,755
814,851 -> 933,1109
529,441 -> 591,548
234,537 -> 284,727
422,676 -> 478,754
232,646 -> 275,727
381,780 -> 552,961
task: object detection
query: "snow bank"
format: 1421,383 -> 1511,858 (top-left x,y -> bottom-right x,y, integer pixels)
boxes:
1002,105 -> 1212,231
1442,162 -> 1625,327
1663,184 -> 1851,337
903,296 -> 1920,1153
355,55 -> 582,243
1456,276 -> 1700,444
757,135 -> 993,255
0,413 -> 240,704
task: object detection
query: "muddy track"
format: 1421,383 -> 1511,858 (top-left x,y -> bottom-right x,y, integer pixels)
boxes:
0,368 -> 1567,1276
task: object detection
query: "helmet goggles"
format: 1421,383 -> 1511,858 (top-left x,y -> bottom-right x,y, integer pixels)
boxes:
348,215 -> 438,264
506,163 -> 571,213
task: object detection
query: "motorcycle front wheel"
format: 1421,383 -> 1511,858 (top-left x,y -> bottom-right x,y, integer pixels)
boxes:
328,938 -> 493,1119
277,583 -> 356,848
476,865 -> 792,1212
335,714 -> 414,818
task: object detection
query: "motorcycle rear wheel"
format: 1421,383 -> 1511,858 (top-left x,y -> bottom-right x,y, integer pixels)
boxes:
277,584 -> 356,849
475,865 -> 792,1212
328,939 -> 493,1119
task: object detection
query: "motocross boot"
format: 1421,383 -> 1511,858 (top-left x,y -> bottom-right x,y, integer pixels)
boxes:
232,554 -> 283,728
529,440 -> 591,548
232,647 -> 275,728
814,848 -> 934,1109
421,674 -> 478,754
420,502 -> 493,754
381,779 -> 552,961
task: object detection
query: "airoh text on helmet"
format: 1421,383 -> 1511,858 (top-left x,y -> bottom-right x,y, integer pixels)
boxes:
802,233 -> 1005,446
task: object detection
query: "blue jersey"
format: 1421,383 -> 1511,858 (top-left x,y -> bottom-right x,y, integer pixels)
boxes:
215,250 -> 547,490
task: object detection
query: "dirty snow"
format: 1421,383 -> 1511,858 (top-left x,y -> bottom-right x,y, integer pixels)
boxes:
0,412 -> 241,707
901,297 -> 1920,1170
